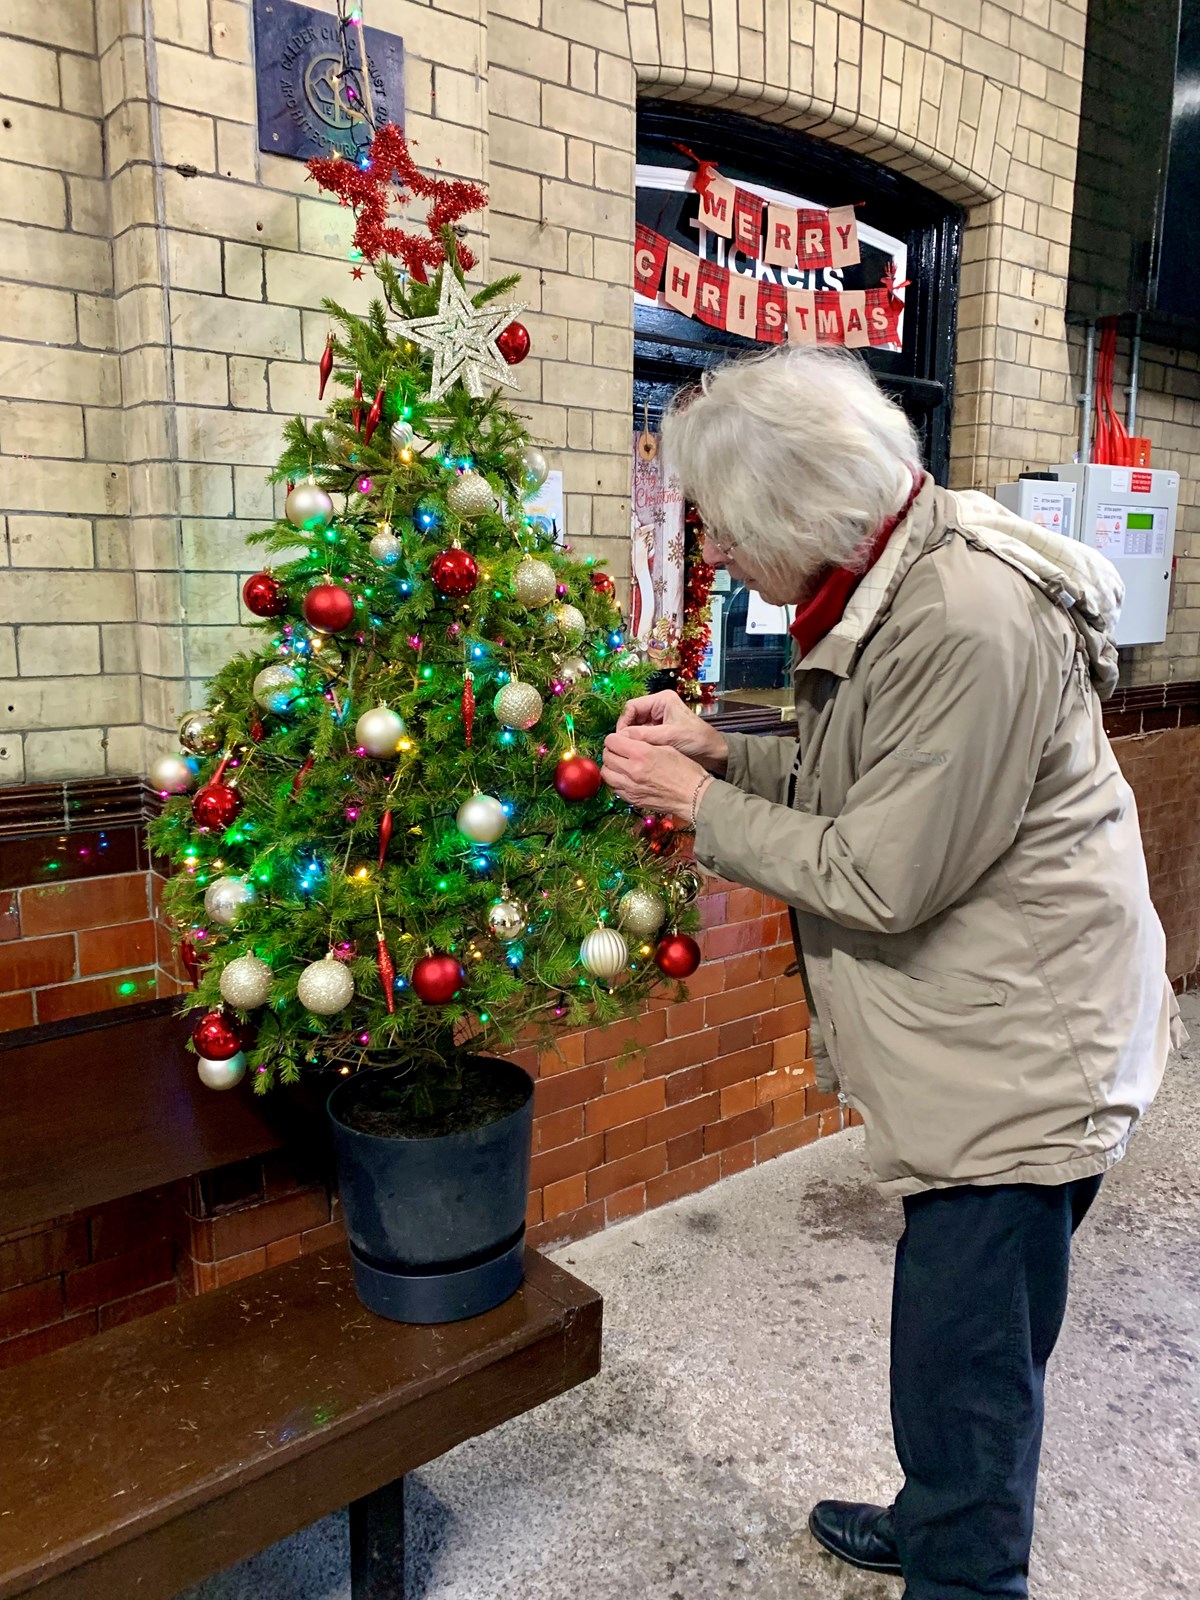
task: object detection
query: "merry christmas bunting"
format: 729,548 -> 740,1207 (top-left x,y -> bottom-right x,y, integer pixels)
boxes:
634,162 -> 905,350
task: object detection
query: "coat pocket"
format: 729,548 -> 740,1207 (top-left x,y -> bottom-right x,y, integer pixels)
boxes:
859,947 -> 1007,1009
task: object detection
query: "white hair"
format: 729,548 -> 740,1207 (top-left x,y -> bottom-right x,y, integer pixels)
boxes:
661,346 -> 921,589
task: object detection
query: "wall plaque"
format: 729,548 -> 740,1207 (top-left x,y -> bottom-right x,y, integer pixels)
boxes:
253,0 -> 404,162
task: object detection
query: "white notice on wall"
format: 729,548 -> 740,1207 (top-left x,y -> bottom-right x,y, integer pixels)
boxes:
745,593 -> 795,634
524,471 -> 565,545
1093,503 -> 1168,559
698,594 -> 724,684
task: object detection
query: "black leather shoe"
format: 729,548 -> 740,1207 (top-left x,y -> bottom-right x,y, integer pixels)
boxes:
808,1500 -> 902,1576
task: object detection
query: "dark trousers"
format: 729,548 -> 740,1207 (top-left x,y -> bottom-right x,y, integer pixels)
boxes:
890,1175 -> 1102,1599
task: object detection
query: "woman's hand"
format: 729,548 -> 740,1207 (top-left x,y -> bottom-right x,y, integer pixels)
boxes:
616,690 -> 729,773
601,731 -> 713,819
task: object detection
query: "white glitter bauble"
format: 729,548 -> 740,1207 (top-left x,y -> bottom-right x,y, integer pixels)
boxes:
580,926 -> 628,981
197,1051 -> 247,1091
390,419 -> 415,450
219,954 -> 273,1009
284,480 -> 334,530
618,888 -> 667,937
512,557 -> 557,608
493,680 -> 543,730
204,875 -> 256,927
369,527 -> 402,566
457,792 -> 508,844
557,655 -> 592,689
488,897 -> 527,942
446,470 -> 495,520
553,603 -> 587,640
355,705 -> 406,757
148,753 -> 195,795
297,953 -> 355,1015
252,664 -> 300,712
521,446 -> 549,493
178,709 -> 219,754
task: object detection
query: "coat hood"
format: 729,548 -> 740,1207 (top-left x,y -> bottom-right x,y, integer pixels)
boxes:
948,489 -> 1124,698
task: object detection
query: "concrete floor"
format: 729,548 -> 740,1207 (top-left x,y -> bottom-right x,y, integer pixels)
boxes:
187,996 -> 1200,1600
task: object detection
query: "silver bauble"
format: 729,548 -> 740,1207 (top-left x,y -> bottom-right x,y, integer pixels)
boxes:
178,709 -> 219,754
284,479 -> 334,530
390,419 -> 415,450
457,792 -> 508,845
521,446 -> 549,493
219,954 -> 273,1009
557,655 -> 592,689
668,867 -> 703,910
296,953 -> 355,1015
553,603 -> 587,640
355,705 -> 406,757
148,753 -> 195,795
488,897 -> 527,943
580,926 -> 628,981
512,556 -> 557,608
446,470 -> 494,520
204,874 -> 256,927
252,664 -> 300,713
493,680 -> 543,730
197,1051 -> 247,1091
618,888 -> 667,937
369,526 -> 402,566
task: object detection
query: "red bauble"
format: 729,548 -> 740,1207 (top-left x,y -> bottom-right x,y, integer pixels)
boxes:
242,572 -> 288,618
412,953 -> 465,1005
191,1010 -> 244,1061
431,547 -> 479,598
304,583 -> 355,633
192,782 -> 242,831
590,570 -> 616,597
641,815 -> 678,857
496,321 -> 531,365
654,933 -> 702,979
554,753 -> 602,802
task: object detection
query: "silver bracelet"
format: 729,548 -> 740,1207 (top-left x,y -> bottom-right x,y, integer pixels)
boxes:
689,774 -> 712,830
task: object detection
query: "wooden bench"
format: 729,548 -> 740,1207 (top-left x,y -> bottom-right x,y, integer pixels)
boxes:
0,1243 -> 602,1599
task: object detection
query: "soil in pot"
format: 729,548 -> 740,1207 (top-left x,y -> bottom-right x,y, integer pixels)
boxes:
334,1055 -> 530,1139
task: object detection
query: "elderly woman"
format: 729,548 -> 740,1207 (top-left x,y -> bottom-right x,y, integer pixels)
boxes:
602,347 -> 1178,1600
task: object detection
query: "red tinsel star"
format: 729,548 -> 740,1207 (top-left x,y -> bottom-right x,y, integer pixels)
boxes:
308,124 -> 488,281
350,265 -> 364,279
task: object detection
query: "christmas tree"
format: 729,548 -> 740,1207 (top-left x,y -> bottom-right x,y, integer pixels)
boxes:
150,126 -> 701,1097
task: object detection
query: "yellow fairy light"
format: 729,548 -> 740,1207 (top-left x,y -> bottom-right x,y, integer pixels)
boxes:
401,449 -> 412,463
339,1065 -> 351,1075
354,866 -> 370,880
640,944 -> 653,957
397,737 -> 414,752
575,877 -> 586,888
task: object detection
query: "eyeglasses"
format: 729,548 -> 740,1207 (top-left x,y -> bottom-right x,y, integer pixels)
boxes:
697,514 -> 738,558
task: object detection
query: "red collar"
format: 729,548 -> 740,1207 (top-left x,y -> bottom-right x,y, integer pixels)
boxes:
789,472 -> 927,657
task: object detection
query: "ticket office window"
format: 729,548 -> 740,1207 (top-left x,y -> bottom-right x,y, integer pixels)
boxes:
632,104 -> 962,720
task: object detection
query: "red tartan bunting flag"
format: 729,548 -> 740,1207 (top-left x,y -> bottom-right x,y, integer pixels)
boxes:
695,259 -> 728,329
629,229 -> 903,349
634,225 -> 669,299
828,205 -> 861,268
796,209 -> 833,269
697,175 -> 736,236
732,188 -> 765,257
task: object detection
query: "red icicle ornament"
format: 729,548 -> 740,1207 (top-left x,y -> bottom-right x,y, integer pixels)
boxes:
462,669 -> 475,747
318,333 -> 334,400
363,386 -> 385,446
376,930 -> 396,1014
352,371 -> 364,433
180,935 -> 202,990
250,718 -> 265,743
290,753 -> 315,798
378,808 -> 393,871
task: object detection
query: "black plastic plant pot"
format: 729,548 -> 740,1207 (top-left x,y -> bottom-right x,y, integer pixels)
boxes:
327,1055 -> 534,1325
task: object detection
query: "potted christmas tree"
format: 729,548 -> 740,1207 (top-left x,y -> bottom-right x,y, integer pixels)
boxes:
149,127 -> 702,1324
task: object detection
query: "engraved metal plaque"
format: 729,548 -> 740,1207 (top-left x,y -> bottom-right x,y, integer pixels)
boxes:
253,0 -> 405,162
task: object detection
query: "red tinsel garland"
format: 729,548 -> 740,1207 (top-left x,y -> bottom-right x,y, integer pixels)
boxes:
678,507 -> 716,703
308,123 -> 488,278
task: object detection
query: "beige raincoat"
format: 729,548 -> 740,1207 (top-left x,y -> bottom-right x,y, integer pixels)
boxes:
694,476 -> 1179,1197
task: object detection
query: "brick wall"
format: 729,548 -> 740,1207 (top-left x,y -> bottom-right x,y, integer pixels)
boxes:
1,876 -> 829,1366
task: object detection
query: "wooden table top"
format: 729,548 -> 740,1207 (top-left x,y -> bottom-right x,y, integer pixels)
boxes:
0,1246 -> 602,1600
